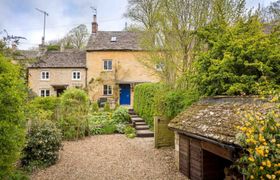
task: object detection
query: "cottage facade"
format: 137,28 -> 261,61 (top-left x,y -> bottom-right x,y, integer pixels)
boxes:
28,51 -> 86,97
28,15 -> 159,104
86,31 -> 159,105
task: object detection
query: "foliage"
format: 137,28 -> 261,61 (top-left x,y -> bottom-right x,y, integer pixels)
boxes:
21,120 -> 62,172
134,83 -> 162,127
154,88 -> 200,119
91,101 -> 99,113
196,16 -> 280,96
103,102 -> 111,112
0,54 -> 27,178
62,24 -> 89,50
27,96 -> 60,121
235,110 -> 280,179
58,88 -> 90,140
124,126 -> 136,138
115,123 -> 127,134
47,44 -> 60,51
88,112 -> 116,135
112,107 -> 131,124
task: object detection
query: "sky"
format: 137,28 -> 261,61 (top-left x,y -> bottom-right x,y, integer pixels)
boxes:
0,0 -> 276,50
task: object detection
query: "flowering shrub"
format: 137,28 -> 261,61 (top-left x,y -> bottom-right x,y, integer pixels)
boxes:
236,110 -> 280,179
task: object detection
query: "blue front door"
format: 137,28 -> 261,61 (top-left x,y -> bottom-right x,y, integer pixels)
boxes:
119,84 -> 131,105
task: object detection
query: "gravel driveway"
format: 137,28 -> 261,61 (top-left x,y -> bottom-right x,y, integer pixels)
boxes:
31,134 -> 186,180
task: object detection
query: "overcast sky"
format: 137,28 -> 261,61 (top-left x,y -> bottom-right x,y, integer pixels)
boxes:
0,0 -> 276,50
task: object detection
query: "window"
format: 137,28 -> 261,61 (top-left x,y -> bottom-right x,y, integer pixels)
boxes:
103,85 -> 112,96
72,71 -> 81,80
40,89 -> 50,97
155,62 -> 164,71
41,71 -> 49,80
111,36 -> 117,42
103,60 -> 112,71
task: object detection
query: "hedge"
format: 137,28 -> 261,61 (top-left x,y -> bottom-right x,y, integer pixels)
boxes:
133,83 -> 163,127
133,83 -> 200,128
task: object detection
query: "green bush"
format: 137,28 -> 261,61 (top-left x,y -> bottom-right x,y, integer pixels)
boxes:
112,107 -> 131,124
27,96 -> 60,121
21,120 -> 62,171
88,112 -> 115,135
0,54 -> 27,178
91,101 -> 99,113
133,83 -> 163,127
115,123 -> 127,134
59,88 -> 90,140
103,102 -> 111,112
124,126 -> 136,138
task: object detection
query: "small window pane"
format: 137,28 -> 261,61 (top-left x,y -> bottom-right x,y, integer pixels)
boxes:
104,60 -> 112,70
46,90 -> 50,96
40,90 -> 45,97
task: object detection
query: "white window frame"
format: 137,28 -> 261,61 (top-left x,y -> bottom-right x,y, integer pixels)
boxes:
103,85 -> 113,96
103,59 -> 113,71
72,71 -> 81,80
41,71 -> 50,80
40,89 -> 50,97
155,62 -> 164,71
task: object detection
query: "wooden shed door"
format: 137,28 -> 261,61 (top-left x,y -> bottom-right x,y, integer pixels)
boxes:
190,139 -> 203,180
179,135 -> 203,179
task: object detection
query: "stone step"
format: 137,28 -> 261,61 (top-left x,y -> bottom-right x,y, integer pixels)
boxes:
136,130 -> 154,137
130,114 -> 138,118
135,125 -> 149,130
135,121 -> 146,126
129,111 -> 136,115
131,117 -> 144,122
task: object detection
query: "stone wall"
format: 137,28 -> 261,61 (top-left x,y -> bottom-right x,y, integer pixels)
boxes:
154,116 -> 175,148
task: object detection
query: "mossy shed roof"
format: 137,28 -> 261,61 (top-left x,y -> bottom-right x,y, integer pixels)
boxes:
169,96 -> 278,146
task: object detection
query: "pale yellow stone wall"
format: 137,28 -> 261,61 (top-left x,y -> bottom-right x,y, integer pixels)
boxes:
28,68 -> 87,96
86,51 -> 160,105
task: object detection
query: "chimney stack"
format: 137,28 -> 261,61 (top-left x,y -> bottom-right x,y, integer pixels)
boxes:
92,14 -> 98,34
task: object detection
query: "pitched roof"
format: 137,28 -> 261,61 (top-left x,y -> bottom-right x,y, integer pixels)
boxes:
14,50 -> 40,60
29,51 -> 86,68
86,31 -> 143,51
168,96 -> 278,146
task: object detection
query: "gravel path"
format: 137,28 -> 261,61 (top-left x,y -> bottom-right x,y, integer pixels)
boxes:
31,134 -> 186,180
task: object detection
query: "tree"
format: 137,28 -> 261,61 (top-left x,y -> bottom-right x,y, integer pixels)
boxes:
195,16 -> 280,95
63,24 -> 89,50
0,54 -> 27,178
261,0 -> 280,23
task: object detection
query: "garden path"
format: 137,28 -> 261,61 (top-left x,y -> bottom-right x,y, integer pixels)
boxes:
31,134 -> 186,180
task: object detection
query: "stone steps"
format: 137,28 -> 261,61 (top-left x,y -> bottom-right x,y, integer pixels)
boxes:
129,109 -> 154,138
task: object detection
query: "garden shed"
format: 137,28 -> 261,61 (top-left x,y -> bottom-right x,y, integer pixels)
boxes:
168,96 -> 275,180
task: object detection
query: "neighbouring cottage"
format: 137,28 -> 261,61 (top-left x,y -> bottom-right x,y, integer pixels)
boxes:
86,14 -> 159,106
168,96 -> 276,180
28,51 -> 86,97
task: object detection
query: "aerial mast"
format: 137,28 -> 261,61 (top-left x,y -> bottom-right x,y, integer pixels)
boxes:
35,8 -> 49,46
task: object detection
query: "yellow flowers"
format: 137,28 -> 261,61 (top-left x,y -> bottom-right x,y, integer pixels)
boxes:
236,108 -> 280,180
248,156 -> 255,162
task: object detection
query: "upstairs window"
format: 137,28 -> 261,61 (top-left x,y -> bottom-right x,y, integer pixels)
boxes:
103,85 -> 112,96
155,62 -> 164,71
103,60 -> 112,71
72,71 -> 81,80
40,89 -> 50,97
41,71 -> 49,80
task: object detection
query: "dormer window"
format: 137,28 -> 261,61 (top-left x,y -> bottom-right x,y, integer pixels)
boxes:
111,37 -> 117,42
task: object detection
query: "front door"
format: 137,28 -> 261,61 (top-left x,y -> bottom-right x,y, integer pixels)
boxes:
56,88 -> 65,97
119,84 -> 131,105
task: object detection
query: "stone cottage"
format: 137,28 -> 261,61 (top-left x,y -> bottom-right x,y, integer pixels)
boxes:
168,96 -> 276,180
28,14 -> 159,104
86,29 -> 159,105
28,51 -> 86,97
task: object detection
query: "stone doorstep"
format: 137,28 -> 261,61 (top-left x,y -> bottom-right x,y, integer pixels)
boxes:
135,125 -> 149,130
130,115 -> 139,118
136,130 -> 154,137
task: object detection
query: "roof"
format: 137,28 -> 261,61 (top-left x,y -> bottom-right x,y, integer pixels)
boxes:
169,96 -> 278,146
29,51 -> 86,68
14,50 -> 40,60
86,31 -> 143,51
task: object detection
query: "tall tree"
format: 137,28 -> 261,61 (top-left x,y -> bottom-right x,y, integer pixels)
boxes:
62,24 -> 89,50
261,0 -> 280,23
